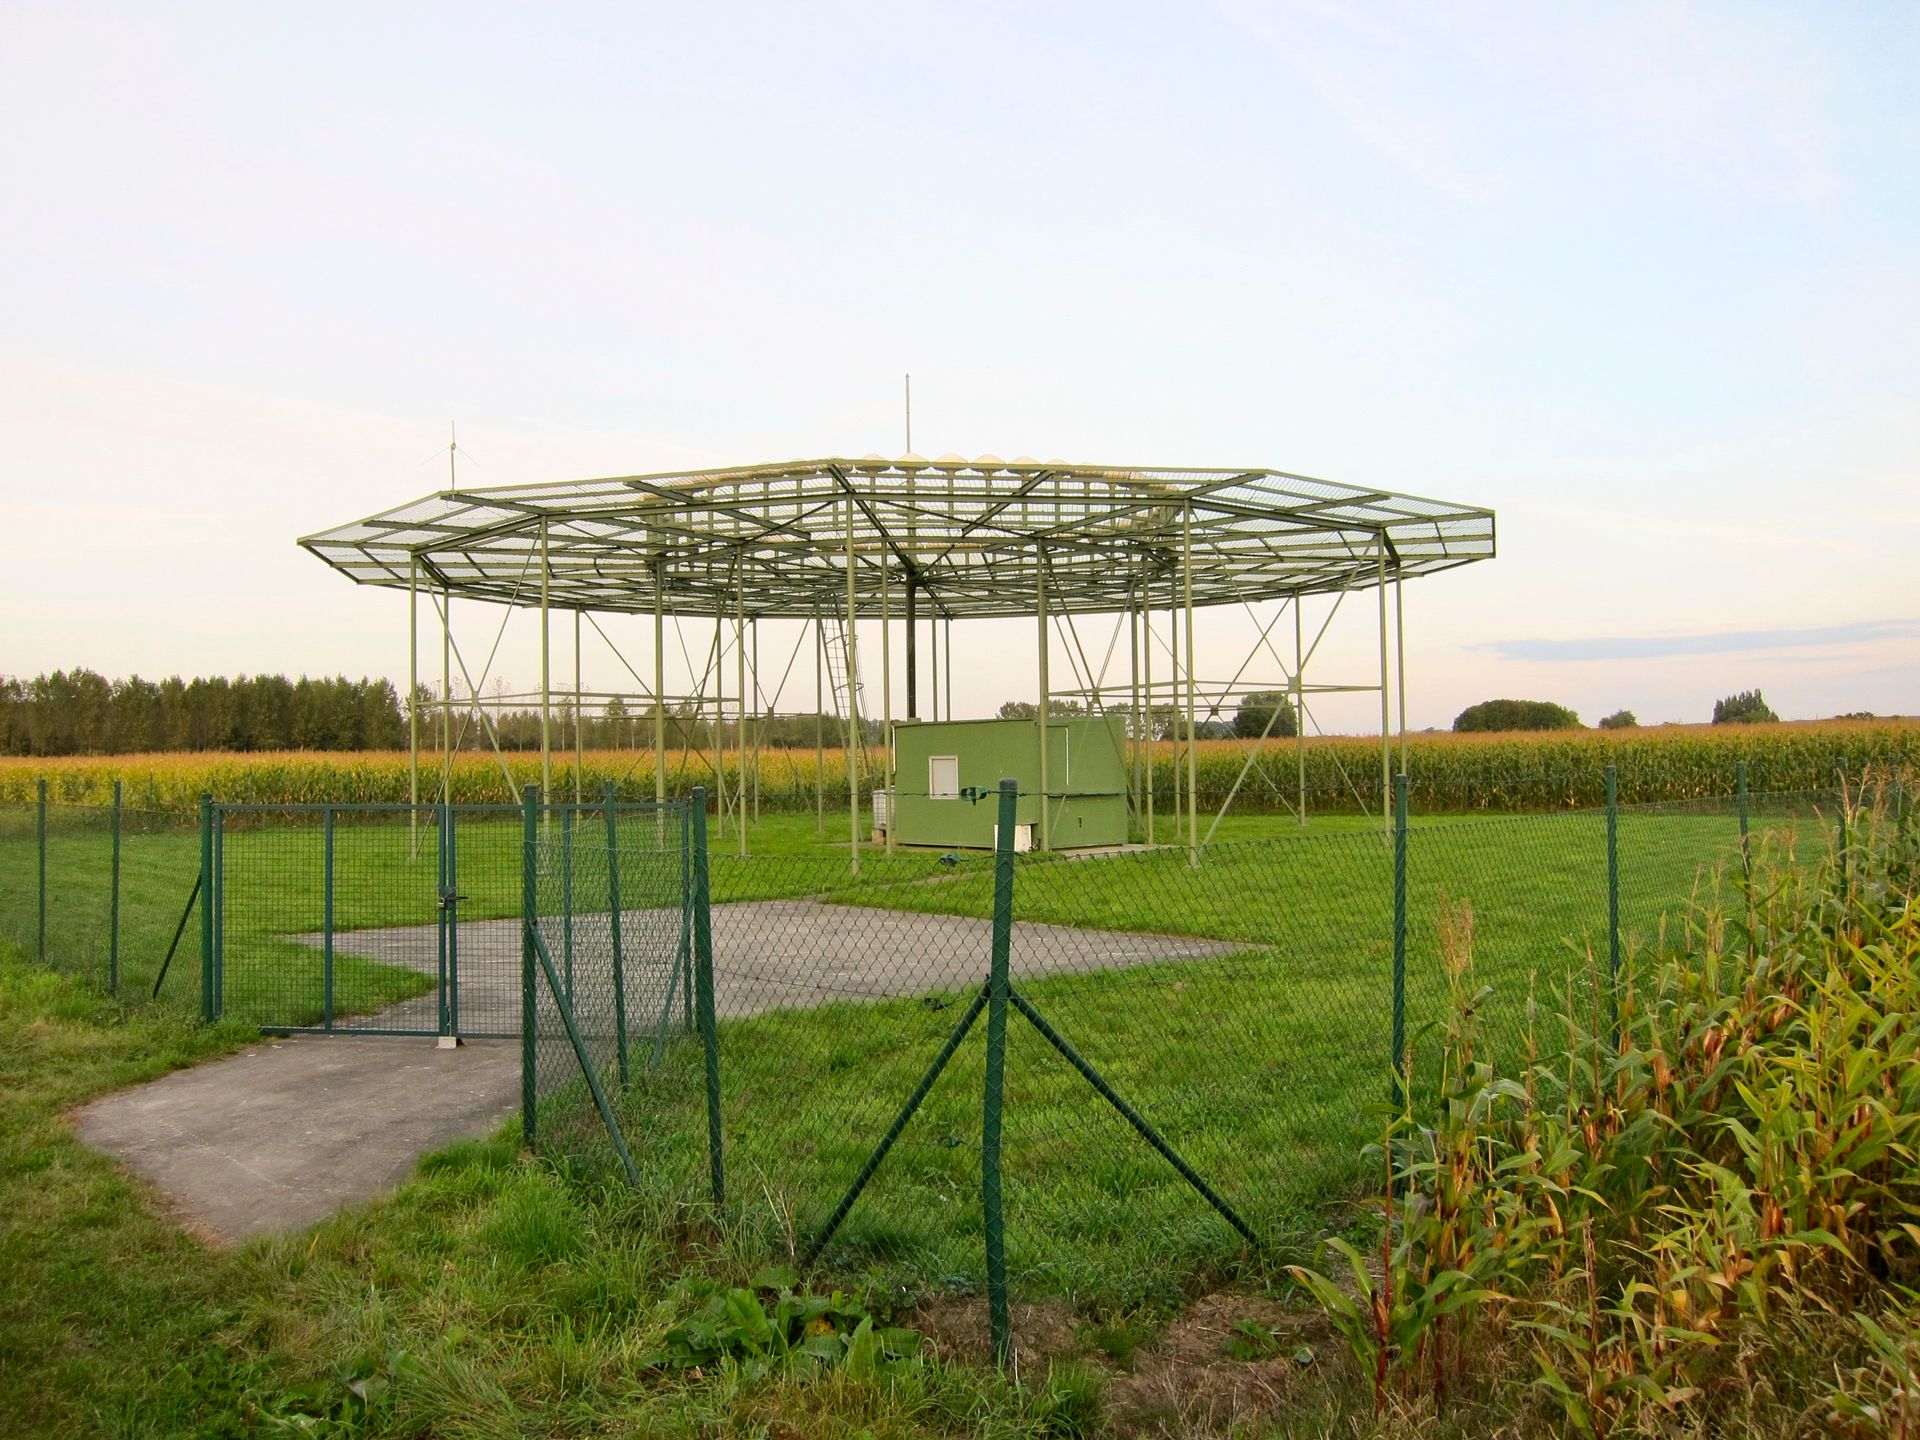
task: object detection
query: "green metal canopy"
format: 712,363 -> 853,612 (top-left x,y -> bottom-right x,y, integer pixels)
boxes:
300,454 -> 1496,620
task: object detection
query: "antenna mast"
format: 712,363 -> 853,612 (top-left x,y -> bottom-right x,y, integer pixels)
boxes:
904,373 -> 912,454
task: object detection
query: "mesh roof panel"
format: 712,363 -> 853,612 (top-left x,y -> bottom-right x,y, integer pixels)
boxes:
300,456 -> 1495,620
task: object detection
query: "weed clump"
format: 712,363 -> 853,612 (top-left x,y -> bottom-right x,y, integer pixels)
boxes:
1291,770 -> 1920,1436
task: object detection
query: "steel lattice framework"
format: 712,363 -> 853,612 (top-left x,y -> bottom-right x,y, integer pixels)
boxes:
300,455 -> 1495,619
301,453 -> 1496,864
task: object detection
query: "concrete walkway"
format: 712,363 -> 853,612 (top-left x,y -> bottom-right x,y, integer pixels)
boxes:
71,1036 -> 518,1244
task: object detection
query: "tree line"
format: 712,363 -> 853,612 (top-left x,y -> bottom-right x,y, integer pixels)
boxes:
0,670 -> 406,756
2,666 -> 1316,757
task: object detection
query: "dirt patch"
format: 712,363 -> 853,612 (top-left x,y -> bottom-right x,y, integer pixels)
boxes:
1104,1292 -> 1325,1437
912,1295 -> 1085,1380
912,1290 -> 1331,1437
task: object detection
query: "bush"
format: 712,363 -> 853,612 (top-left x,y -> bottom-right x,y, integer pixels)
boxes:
1232,690 -> 1298,740
1597,709 -> 1636,730
1451,699 -> 1581,733
1712,689 -> 1780,725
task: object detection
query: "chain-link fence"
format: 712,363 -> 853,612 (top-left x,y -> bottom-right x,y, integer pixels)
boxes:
0,760 -> 1882,1360
533,765 -> 1866,1355
0,782 -> 202,999
523,795 -> 693,1176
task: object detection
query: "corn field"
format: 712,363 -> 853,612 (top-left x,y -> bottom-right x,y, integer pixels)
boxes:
0,718 -> 1912,814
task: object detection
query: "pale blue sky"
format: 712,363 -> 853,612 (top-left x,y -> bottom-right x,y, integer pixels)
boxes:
2,2 -> 1915,730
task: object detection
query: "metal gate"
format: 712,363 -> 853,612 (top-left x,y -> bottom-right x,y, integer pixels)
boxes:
208,798 -> 689,1040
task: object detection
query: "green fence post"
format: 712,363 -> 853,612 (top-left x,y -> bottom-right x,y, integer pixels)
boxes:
604,781 -> 629,1087
1834,761 -> 1850,898
1606,764 -> 1620,1051
435,804 -> 450,1037
520,784 -> 539,1147
983,777 -> 1018,1369
198,794 -> 214,1023
322,806 -> 335,1031
213,805 -> 224,1015
1390,772 -> 1407,1106
1897,769 -> 1910,871
109,780 -> 122,994
691,787 -> 724,1209
1736,760 -> 1750,884
447,805 -> 460,1038
36,778 -> 46,965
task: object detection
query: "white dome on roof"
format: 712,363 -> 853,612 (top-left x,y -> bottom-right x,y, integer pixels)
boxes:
934,452 -> 966,464
974,453 -> 1004,467
896,452 -> 928,466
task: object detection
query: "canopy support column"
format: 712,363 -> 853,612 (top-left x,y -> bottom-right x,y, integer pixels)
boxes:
539,517 -> 552,805
440,583 -> 452,809
814,615 -> 825,833
1143,570 -> 1155,846
881,560 -> 895,855
1128,559 -> 1142,841
573,608 -> 583,805
1036,551 -> 1050,852
751,616 -> 761,824
653,563 -> 666,807
1294,599 -> 1307,826
736,563 -> 747,859
844,498 -> 860,875
408,556 -> 419,858
1183,502 -> 1198,867
905,579 -> 917,720
1377,537 -> 1391,837
1395,568 -> 1408,775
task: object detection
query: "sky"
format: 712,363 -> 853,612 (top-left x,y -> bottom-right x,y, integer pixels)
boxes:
2,1 -> 1916,734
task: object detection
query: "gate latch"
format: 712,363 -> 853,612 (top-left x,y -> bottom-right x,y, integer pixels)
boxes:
438,888 -> 468,911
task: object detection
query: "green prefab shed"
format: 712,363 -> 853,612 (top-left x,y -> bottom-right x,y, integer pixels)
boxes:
888,716 -> 1129,851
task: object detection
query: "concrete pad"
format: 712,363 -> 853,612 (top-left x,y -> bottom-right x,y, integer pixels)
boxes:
71,1036 -> 518,1244
311,900 -> 1238,1026
77,901 -> 1233,1244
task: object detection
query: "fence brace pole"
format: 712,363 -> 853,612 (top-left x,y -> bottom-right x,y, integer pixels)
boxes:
198,793 -> 214,1024
605,781 -> 629,1087
983,778 -> 1017,1368
1391,773 -> 1408,1106
690,787 -> 724,1209
520,784 -> 539,1146
109,779 -> 122,994
561,807 -> 575,1003
1606,764 -> 1620,1051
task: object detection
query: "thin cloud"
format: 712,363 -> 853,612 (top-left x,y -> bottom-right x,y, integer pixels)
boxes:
1477,619 -> 1920,663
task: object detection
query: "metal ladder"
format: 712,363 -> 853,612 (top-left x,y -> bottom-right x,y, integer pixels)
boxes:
821,614 -> 867,795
